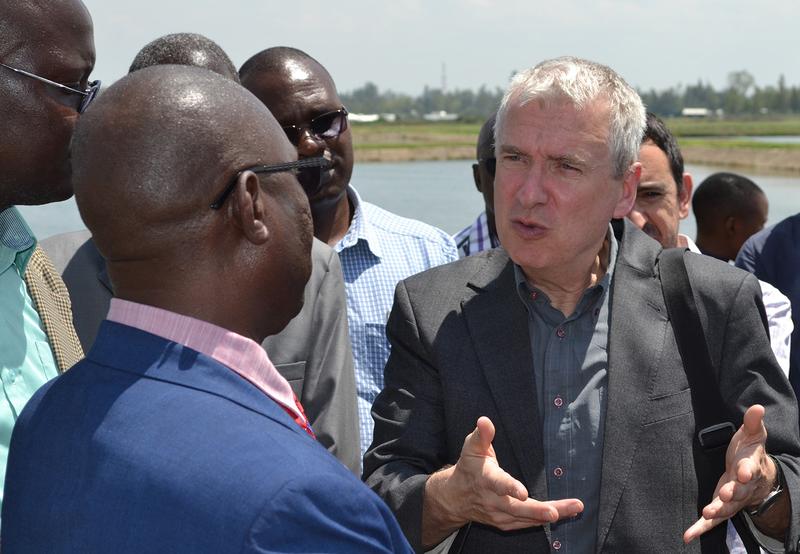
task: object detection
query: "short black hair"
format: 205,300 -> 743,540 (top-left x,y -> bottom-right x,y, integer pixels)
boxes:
129,33 -> 239,83
692,172 -> 765,232
642,112 -> 685,193
239,46 -> 323,83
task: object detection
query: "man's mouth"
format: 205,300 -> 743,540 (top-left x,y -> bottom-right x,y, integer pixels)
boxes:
511,218 -> 549,239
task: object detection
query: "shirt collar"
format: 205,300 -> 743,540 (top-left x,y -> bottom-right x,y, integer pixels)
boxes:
106,298 -> 306,424
335,185 -> 383,259
678,233 -> 700,253
0,207 -> 37,275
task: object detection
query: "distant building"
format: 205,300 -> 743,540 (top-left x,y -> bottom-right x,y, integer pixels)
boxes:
423,110 -> 459,122
681,107 -> 711,118
349,113 -> 381,123
349,113 -> 398,123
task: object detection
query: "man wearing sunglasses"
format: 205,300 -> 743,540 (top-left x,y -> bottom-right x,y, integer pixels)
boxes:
42,33 -> 362,474
455,112 -> 501,257
0,0 -> 96,514
2,65 -> 413,553
240,47 -> 458,461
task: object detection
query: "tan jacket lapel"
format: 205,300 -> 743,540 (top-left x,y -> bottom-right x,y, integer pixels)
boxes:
23,245 -> 84,373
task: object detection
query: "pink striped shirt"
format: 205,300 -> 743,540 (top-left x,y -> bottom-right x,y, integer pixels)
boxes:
107,298 -> 308,428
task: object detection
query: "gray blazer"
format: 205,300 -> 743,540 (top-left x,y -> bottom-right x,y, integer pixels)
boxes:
42,230 -> 361,474
364,220 -> 800,553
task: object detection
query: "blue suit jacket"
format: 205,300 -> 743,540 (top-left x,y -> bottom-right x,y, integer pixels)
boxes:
2,321 -> 411,553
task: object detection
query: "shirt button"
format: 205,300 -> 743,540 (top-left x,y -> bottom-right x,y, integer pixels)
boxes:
594,308 -> 601,317
552,539 -> 562,550
530,290 -> 538,300
553,396 -> 564,408
553,467 -> 564,478
556,327 -> 566,338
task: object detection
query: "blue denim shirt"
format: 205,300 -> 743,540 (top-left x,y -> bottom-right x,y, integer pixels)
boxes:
514,228 -> 617,554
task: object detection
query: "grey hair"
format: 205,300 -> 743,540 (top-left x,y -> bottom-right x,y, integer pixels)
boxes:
495,57 -> 645,179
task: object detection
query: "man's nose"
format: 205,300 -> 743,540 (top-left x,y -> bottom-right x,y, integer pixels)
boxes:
516,165 -> 548,207
296,130 -> 326,157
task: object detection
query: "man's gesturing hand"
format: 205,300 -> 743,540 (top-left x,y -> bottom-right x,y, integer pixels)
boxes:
684,405 -> 786,543
422,416 -> 583,548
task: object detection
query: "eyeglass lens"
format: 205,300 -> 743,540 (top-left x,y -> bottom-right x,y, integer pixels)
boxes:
79,81 -> 101,113
284,110 -> 347,146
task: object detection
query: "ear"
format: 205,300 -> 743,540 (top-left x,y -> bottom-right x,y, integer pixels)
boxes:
678,173 -> 693,220
231,171 -> 269,245
613,162 -> 641,219
472,163 -> 483,193
724,215 -> 738,237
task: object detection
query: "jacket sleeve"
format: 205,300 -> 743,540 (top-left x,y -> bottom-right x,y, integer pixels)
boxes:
245,471 -> 413,553
713,270 -> 800,552
363,279 -> 450,553
301,247 -> 361,475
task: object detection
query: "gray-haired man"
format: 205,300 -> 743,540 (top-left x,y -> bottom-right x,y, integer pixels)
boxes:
364,57 -> 800,553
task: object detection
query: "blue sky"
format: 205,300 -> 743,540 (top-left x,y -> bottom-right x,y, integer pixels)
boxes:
83,0 -> 800,96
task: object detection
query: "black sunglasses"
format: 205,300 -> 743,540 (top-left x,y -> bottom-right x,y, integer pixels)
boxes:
478,157 -> 497,178
210,157 -> 332,210
282,107 -> 349,146
0,62 -> 100,113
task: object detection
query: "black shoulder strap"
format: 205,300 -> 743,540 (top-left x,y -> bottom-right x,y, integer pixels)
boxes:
659,248 -> 734,445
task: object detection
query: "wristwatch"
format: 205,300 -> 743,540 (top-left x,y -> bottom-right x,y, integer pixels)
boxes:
747,456 -> 786,518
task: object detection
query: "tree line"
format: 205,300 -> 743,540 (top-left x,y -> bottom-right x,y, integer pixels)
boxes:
340,71 -> 800,122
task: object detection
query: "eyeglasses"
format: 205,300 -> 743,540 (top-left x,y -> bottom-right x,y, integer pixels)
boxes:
478,157 -> 496,178
210,156 -> 332,210
282,108 -> 349,146
0,61 -> 101,113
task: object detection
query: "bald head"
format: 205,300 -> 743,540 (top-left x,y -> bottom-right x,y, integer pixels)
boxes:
130,33 -> 239,82
0,0 -> 95,208
73,64 -> 313,339
239,46 -> 331,85
73,65 -> 293,257
239,47 -> 354,221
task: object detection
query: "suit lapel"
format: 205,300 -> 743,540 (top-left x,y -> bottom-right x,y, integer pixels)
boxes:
596,221 -> 669,552
461,250 -> 547,501
24,246 -> 84,373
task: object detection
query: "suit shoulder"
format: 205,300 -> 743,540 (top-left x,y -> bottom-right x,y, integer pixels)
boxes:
402,248 -> 504,291
40,230 -> 93,273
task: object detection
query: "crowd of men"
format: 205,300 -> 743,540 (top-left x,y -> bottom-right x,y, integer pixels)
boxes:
2,1 -> 800,552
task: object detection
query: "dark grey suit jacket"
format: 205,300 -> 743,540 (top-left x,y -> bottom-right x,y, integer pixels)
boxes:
42,230 -> 361,474
364,220 -> 800,553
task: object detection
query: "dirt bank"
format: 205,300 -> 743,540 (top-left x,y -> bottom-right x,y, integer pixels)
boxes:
680,146 -> 800,174
354,143 -> 800,174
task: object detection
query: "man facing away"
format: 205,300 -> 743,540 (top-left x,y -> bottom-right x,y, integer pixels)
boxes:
364,57 -> 800,553
240,47 -> 458,458
454,112 -> 500,257
41,32 -> 361,473
737,214 -> 800,410
692,171 -> 769,262
0,0 -> 96,511
628,113 -> 792,378
1,65 -> 412,553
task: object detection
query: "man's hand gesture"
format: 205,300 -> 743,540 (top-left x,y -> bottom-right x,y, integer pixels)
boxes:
684,405 -> 787,543
422,416 -> 583,548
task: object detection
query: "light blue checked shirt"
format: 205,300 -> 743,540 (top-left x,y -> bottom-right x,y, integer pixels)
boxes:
334,186 -> 458,458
